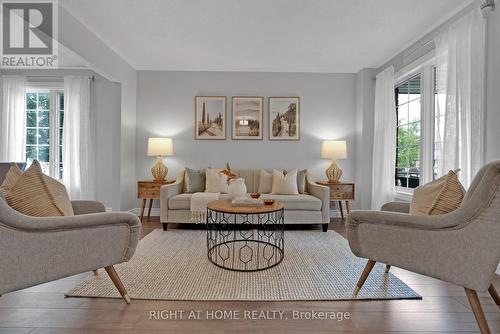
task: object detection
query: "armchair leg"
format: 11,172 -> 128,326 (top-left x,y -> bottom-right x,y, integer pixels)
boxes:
488,284 -> 500,305
162,223 -> 168,231
322,223 -> 329,232
385,264 -> 391,273
104,266 -> 131,304
464,288 -> 491,334
353,259 -> 376,296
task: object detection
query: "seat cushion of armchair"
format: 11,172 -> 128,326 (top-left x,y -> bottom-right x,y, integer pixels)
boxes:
169,193 -> 321,211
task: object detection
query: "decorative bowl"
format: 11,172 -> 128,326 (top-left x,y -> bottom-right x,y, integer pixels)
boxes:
250,193 -> 261,199
264,199 -> 275,205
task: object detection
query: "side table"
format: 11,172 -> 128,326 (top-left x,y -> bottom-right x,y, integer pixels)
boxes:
137,180 -> 174,221
316,181 -> 355,221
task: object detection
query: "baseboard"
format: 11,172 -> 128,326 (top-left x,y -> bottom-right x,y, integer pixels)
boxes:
130,208 -> 161,216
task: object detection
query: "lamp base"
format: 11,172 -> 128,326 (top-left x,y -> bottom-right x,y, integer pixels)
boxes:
326,159 -> 342,183
151,156 -> 168,181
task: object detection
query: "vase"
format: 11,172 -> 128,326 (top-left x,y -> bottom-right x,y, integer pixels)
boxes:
228,178 -> 247,198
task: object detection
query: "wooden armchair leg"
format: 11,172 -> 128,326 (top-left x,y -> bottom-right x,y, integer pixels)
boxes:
464,288 -> 491,334
353,259 -> 376,296
93,270 -> 99,276
104,266 -> 131,304
488,284 -> 500,305
385,264 -> 391,273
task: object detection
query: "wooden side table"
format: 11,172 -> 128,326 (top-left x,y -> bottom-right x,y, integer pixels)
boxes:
137,180 -> 174,221
316,181 -> 355,220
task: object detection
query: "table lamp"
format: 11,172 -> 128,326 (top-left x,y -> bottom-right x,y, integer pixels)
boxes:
147,138 -> 173,181
321,140 -> 347,183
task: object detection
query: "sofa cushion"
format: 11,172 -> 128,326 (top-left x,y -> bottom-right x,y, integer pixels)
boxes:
1,160 -> 74,217
169,193 -> 321,211
271,169 -> 299,195
184,168 -> 206,193
258,170 -> 273,193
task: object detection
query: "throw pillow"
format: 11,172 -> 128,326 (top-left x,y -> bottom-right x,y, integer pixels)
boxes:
271,169 -> 299,195
184,168 -> 206,193
284,169 -> 307,194
0,163 -> 23,193
409,170 -> 465,216
258,170 -> 273,193
3,160 -> 74,217
205,168 -> 229,193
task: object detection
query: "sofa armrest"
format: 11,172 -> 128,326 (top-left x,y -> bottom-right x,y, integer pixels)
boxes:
71,200 -> 106,215
347,210 -> 461,231
306,176 -> 330,223
160,171 -> 185,222
381,201 -> 410,213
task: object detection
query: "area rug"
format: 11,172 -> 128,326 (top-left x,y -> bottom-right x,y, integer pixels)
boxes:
66,229 -> 421,301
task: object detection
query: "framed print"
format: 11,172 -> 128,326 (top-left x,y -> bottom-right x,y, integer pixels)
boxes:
269,97 -> 300,140
195,96 -> 227,140
232,96 -> 263,140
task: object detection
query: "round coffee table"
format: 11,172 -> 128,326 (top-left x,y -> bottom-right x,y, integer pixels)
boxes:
206,199 -> 285,272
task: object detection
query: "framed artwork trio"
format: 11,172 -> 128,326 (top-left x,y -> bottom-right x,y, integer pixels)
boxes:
194,96 -> 300,141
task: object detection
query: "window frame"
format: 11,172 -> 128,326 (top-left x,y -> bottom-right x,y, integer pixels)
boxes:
394,53 -> 436,195
25,85 -> 64,180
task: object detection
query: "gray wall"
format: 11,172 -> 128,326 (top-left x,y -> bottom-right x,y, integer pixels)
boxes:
136,71 -> 357,206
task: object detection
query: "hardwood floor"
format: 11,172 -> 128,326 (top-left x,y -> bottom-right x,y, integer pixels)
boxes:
1,217 -> 499,334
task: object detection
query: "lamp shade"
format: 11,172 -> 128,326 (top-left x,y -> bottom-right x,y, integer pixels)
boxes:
321,140 -> 347,160
147,138 -> 173,156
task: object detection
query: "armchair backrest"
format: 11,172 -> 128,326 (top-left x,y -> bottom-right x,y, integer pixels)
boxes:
0,162 -> 26,185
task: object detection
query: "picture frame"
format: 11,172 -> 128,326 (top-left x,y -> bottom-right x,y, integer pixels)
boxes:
194,96 -> 227,140
232,96 -> 264,140
268,97 -> 300,140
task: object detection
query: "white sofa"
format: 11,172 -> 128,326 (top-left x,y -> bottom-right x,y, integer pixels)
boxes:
160,169 -> 330,231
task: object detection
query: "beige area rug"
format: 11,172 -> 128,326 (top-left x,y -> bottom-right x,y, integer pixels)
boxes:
66,229 -> 421,301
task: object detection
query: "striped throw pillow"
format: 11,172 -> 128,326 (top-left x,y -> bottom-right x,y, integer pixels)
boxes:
410,170 -> 465,216
1,160 -> 74,217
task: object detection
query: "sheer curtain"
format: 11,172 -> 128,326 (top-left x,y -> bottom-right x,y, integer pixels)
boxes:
62,76 -> 95,199
0,76 -> 26,162
434,9 -> 485,188
371,66 -> 397,210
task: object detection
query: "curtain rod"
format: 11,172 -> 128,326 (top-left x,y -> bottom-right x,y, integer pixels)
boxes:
26,75 -> 95,81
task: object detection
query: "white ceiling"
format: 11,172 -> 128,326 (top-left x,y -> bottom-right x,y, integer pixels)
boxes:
60,0 -> 472,73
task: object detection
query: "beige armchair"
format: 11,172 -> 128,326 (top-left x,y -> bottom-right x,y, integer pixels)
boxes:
0,194 -> 141,304
347,161 -> 500,334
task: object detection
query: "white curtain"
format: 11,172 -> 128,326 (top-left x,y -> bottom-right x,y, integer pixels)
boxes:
434,9 -> 485,188
371,66 -> 397,210
0,76 -> 26,162
62,76 -> 94,199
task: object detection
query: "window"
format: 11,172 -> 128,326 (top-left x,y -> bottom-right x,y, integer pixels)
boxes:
395,74 -> 422,189
394,55 -> 438,194
25,90 -> 64,179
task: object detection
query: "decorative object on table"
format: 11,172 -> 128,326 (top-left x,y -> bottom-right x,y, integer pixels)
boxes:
231,197 -> 263,207
205,168 -> 229,193
250,192 -> 261,199
232,96 -> 263,140
228,178 -> 247,198
269,97 -> 300,140
147,138 -> 173,181
207,199 -> 284,271
221,162 -> 236,179
264,199 -> 275,205
194,96 -> 226,140
138,179 -> 174,221
409,169 -> 465,216
0,160 -> 74,217
271,169 -> 299,195
317,181 -> 354,221
184,167 -> 206,193
321,140 -> 347,183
